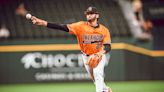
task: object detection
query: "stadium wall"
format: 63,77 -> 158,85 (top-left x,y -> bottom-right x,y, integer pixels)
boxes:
0,43 -> 164,84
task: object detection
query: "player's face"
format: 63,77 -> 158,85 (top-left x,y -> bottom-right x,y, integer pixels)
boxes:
86,13 -> 98,22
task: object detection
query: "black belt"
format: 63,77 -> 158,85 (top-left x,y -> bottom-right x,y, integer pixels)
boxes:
86,54 -> 90,56
82,52 -> 90,56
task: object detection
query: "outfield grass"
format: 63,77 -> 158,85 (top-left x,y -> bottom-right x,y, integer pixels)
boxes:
0,81 -> 164,92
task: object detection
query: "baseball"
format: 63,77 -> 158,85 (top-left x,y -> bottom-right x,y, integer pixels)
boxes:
26,13 -> 32,19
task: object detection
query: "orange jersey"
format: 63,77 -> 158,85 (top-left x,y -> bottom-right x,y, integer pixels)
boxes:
67,21 -> 111,55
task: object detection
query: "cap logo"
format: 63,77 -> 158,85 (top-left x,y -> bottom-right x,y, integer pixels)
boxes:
88,7 -> 92,11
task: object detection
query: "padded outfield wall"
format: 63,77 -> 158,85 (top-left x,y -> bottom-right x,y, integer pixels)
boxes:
0,43 -> 164,84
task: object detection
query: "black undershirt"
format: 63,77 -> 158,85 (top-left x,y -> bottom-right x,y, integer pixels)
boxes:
47,22 -> 69,32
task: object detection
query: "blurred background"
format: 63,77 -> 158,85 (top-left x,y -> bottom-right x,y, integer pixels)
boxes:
0,0 -> 164,92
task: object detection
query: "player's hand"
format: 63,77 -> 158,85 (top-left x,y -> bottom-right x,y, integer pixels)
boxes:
31,16 -> 47,26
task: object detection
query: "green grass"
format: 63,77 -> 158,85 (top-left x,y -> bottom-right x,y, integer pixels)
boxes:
0,81 -> 164,92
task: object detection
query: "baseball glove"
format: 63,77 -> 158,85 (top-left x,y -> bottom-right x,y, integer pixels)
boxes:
86,53 -> 103,68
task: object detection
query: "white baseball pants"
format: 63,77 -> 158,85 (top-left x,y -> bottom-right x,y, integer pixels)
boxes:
82,54 -> 109,92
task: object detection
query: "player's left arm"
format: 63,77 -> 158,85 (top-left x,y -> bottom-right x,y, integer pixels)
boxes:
86,28 -> 111,68
97,27 -> 111,55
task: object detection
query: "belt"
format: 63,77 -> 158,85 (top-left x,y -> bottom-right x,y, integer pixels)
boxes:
86,54 -> 90,56
81,52 -> 90,56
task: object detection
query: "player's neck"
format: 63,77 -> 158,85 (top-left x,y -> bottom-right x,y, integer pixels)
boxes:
88,20 -> 98,27
88,19 -> 98,27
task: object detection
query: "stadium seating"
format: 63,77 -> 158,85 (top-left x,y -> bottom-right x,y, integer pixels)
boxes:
0,0 -> 131,40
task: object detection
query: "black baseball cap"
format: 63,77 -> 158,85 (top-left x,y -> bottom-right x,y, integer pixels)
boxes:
84,6 -> 99,15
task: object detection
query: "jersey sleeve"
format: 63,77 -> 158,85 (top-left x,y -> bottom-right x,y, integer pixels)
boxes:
103,27 -> 111,44
67,21 -> 82,35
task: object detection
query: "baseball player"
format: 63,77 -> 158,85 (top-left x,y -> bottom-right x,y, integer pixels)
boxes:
16,6 -> 112,92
